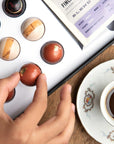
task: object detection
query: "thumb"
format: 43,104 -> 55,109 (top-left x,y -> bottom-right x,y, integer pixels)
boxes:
0,72 -> 20,107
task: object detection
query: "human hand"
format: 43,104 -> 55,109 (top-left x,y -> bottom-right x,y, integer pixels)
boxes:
0,72 -> 75,144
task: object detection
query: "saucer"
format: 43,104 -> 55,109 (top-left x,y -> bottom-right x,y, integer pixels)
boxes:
77,60 -> 114,144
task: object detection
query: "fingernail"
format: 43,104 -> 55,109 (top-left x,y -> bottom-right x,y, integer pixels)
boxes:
64,84 -> 72,93
67,84 -> 72,93
41,73 -> 47,80
72,104 -> 75,113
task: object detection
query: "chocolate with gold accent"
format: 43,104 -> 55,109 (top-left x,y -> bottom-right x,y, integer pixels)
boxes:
21,17 -> 45,41
2,0 -> 26,17
0,37 -> 21,61
19,63 -> 42,86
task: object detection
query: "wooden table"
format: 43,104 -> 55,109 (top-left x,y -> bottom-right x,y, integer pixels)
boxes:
40,45 -> 114,144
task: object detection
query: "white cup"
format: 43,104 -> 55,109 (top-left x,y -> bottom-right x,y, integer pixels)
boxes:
100,81 -> 114,126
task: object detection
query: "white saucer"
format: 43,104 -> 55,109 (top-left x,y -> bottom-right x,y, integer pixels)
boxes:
77,60 -> 114,144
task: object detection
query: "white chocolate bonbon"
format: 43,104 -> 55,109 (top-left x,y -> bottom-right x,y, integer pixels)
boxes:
21,17 -> 45,41
0,37 -> 21,61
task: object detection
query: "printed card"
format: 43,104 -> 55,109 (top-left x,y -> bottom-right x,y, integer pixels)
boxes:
42,0 -> 114,47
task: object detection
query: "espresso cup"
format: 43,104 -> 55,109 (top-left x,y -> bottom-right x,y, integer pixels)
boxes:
100,81 -> 114,126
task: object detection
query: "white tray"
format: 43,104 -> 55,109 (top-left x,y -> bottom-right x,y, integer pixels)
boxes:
0,0 -> 113,118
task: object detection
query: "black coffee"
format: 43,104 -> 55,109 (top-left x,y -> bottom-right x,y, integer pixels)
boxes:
106,88 -> 114,118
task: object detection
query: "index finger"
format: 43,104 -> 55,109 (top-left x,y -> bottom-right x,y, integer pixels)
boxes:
37,84 -> 72,142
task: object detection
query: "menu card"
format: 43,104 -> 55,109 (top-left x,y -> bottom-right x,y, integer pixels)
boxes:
42,0 -> 114,47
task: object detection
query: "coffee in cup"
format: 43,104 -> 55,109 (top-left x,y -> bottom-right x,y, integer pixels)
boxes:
100,81 -> 114,126
106,88 -> 114,118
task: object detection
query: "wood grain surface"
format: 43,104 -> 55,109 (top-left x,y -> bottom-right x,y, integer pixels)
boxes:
40,45 -> 114,144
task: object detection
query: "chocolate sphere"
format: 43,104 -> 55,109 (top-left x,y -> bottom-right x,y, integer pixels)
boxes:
0,37 -> 21,61
19,63 -> 42,86
41,41 -> 64,64
2,0 -> 26,17
6,89 -> 15,102
21,17 -> 45,41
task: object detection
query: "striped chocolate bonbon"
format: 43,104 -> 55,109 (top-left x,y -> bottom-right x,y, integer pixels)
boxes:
21,17 -> 45,41
0,37 -> 21,61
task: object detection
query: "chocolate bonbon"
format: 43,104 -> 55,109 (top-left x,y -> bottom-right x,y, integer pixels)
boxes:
19,63 -> 42,86
0,37 -> 21,61
21,17 -> 45,41
6,89 -> 15,102
2,0 -> 26,17
41,41 -> 64,64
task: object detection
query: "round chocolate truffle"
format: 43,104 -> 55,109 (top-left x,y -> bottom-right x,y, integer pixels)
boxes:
41,41 -> 64,64
0,37 -> 21,61
19,63 -> 42,86
6,89 -> 15,102
21,17 -> 45,41
2,0 -> 26,18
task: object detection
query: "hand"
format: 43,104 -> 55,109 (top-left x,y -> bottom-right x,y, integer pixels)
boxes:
0,72 -> 75,144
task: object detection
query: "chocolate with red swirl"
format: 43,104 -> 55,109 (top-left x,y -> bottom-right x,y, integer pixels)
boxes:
2,0 -> 26,17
